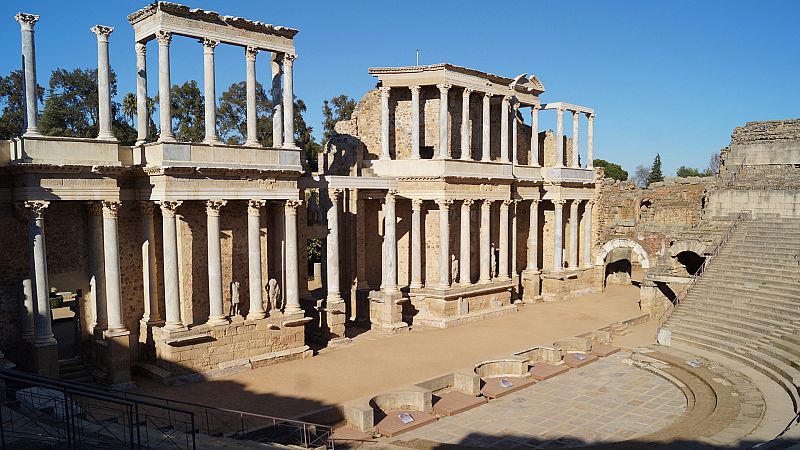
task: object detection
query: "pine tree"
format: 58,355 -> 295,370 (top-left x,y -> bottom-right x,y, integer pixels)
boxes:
647,153 -> 664,186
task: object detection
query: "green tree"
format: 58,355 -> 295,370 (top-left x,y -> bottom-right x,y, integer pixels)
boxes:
322,94 -> 356,144
217,81 -> 272,145
293,98 -> 321,172
676,166 -> 703,177
0,70 -> 43,139
170,80 -> 204,142
40,68 -> 102,138
592,159 -> 628,181
121,92 -> 158,142
647,153 -> 664,185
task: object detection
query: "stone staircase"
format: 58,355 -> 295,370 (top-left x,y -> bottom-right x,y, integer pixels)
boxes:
58,356 -> 95,383
663,216 -> 800,438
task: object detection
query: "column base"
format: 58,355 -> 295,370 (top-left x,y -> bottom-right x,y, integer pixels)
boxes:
203,137 -> 222,145
163,321 -> 187,332
134,139 -> 147,146
23,129 -> 42,138
244,140 -> 261,147
207,316 -> 230,326
97,134 -> 118,142
284,306 -> 303,315
103,332 -> 133,387
369,290 -> 408,333
31,343 -> 59,377
282,143 -> 300,150
246,311 -> 266,321
521,269 -> 542,303
325,300 -> 347,341
157,135 -> 177,143
104,328 -> 129,339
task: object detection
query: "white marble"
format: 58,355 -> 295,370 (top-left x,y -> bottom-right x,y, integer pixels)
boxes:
245,46 -> 259,146
26,201 -> 55,346
271,53 -> 283,148
92,26 -> 115,141
102,201 -> 126,334
437,84 -> 450,159
500,96 -> 510,163
282,54 -> 297,148
160,201 -> 183,330
460,88 -> 472,161
87,203 -> 107,332
587,113 -> 595,168
380,86 -> 391,160
410,199 -> 423,288
459,199 -> 473,284
156,31 -> 175,142
326,189 -> 342,303
383,191 -> 398,292
410,86 -> 421,159
530,105 -> 541,167
479,199 -> 491,283
16,13 -> 40,137
569,200 -> 579,269
555,107 -> 564,167
498,200 -> 510,280
553,200 -> 565,271
140,202 -> 161,324
583,200 -> 594,268
247,200 -> 266,319
481,93 -> 491,162
202,39 -> 220,144
572,111 -> 580,168
284,199 -> 302,313
135,43 -> 148,145
437,199 -> 452,287
207,200 -> 228,325
527,200 -> 540,271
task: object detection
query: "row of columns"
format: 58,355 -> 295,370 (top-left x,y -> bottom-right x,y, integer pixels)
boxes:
136,32 -> 297,148
551,107 -> 595,169
551,199 -> 595,271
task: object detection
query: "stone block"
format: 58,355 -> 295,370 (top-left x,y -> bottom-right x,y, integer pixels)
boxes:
554,336 -> 593,352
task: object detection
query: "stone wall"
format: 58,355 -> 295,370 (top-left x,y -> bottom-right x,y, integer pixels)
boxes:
0,201 -> 29,359
722,118 -> 800,167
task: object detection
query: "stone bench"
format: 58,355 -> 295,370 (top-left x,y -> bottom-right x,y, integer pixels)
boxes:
342,385 -> 433,433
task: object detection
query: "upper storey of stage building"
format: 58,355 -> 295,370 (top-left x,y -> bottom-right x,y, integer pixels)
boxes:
0,3 -> 303,176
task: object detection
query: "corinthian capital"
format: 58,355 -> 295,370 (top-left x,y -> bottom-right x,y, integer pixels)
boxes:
283,53 -> 296,63
15,13 -> 39,29
437,84 -> 451,94
102,200 -> 122,219
328,188 -> 343,202
155,31 -> 172,46
90,25 -> 114,41
411,198 -> 423,210
245,46 -> 259,61
135,42 -> 146,56
201,38 -> 219,51
24,200 -> 49,218
462,198 -> 475,208
158,200 -> 182,217
247,199 -> 266,216
206,199 -> 227,216
285,199 -> 303,214
435,199 -> 453,208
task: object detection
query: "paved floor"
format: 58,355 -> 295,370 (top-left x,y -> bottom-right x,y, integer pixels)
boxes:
394,353 -> 686,449
136,284 -> 646,418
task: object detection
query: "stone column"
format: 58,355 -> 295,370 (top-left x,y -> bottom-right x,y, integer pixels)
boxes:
583,200 -> 594,268
500,96 -> 510,163
92,25 -> 116,141
26,201 -> 55,345
284,200 -> 302,314
140,202 -> 161,325
512,102 -> 519,165
408,86 -> 421,159
156,31 -> 175,142
553,199 -> 566,271
459,199 -> 474,284
572,111 -> 580,168
569,200 -> 579,269
326,189 -> 343,303
479,200 -> 492,283
410,199 -> 423,288
481,93 -> 491,162
511,200 -> 518,276
135,43 -> 148,145
437,84 -> 451,159
202,39 -> 220,144
102,201 -> 126,334
587,113 -> 595,168
246,200 -> 266,320
498,200 -> 511,281
527,200 -> 540,271
206,200 -> 227,325
160,201 -> 183,330
380,86 -> 391,160
245,46 -> 259,146
530,105 -> 541,167
15,13 -> 40,137
271,53 -> 284,148
436,199 -> 452,288
555,107 -> 564,167
87,202 -> 107,332
282,54 -> 297,148
383,191 -> 398,292
460,88 -> 472,161
22,278 -> 34,341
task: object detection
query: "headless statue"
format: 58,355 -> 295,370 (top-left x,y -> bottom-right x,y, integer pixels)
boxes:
268,278 -> 281,312
229,281 -> 240,317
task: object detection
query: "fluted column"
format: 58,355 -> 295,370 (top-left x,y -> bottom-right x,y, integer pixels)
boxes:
572,111 -> 580,168
380,86 -> 391,160
206,200 -> 227,325
160,201 -> 183,330
511,200 -> 518,276
92,25 -> 115,141
555,107 -> 564,167
500,96 -> 510,163
553,199 -> 566,271
410,86 -> 420,159
156,31 -> 175,142
460,199 -> 474,284
282,54 -> 297,148
437,84 -> 450,159
246,200 -> 266,320
135,43 -> 148,145
526,199 -> 540,271
245,46 -> 259,146
498,200 -> 511,281
202,39 -> 220,144
284,200 -> 302,313
479,200 -> 492,283
326,189 -> 343,303
436,199 -> 452,288
102,201 -> 126,334
512,102 -> 519,165
16,13 -> 40,137
140,202 -> 161,324
383,191 -> 398,292
87,202 -> 107,332
481,93 -> 491,162
569,200 -> 579,269
460,88 -> 472,161
410,199 -> 423,288
587,113 -> 595,168
271,53 -> 284,148
583,200 -> 594,268
26,201 -> 55,345
530,105 -> 541,167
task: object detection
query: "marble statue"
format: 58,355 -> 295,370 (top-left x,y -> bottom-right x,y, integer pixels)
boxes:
229,281 -> 240,316
268,278 -> 281,312
490,244 -> 497,279
451,255 -> 459,284
307,191 -> 321,224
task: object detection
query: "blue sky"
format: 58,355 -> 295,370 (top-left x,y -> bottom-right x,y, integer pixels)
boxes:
1,1 -> 797,176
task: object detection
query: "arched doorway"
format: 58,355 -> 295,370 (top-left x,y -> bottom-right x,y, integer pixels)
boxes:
669,240 -> 707,275
595,238 -> 651,288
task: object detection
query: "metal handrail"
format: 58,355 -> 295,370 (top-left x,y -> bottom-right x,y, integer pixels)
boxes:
657,210 -> 752,329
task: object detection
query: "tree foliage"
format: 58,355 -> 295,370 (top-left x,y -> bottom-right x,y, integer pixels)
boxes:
322,94 -> 356,144
121,91 -> 158,142
170,80 -> 205,142
592,159 -> 628,181
217,81 -> 272,146
0,70 -> 43,139
708,152 -> 721,176
647,153 -> 664,185
633,164 -> 650,188
676,166 -> 703,177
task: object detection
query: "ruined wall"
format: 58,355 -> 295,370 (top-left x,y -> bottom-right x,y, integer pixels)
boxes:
0,201 -> 29,360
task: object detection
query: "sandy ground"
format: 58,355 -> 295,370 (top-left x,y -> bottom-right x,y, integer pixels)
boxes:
135,283 -> 652,419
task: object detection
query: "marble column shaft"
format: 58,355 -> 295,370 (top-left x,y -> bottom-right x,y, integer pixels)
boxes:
326,189 -> 342,303
202,39 -> 220,144
556,108 -> 564,167
156,31 -> 175,142
380,86 -> 391,160
92,26 -> 115,141
284,200 -> 302,313
511,200 -> 518,276
26,201 -> 55,346
271,53 -> 284,148
160,201 -> 183,330
481,93 -> 491,162
282,54 -> 296,148
135,43 -> 148,145
512,103 -> 519,165
583,201 -> 594,268
479,200 -> 491,283
459,199 -> 473,284
383,191 -> 398,292
437,200 -> 452,288
102,201 -> 126,334
572,111 -> 580,168
207,200 -> 227,325
526,200 -> 540,271
16,13 -> 40,136
247,200 -> 266,319
530,106 -> 541,167
437,84 -> 450,159
498,200 -> 510,280
569,200 -> 579,269
553,200 -> 565,271
410,86 -> 421,159
22,278 -> 34,341
410,199 -> 423,288
500,96 -> 510,163
87,203 -> 107,331
140,202 -> 161,324
460,88 -> 472,161
245,47 -> 259,146
587,113 -> 595,168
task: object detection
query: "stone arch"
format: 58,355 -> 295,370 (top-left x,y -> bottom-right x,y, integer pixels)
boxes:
668,240 -> 708,275
637,197 -> 654,221
595,238 -> 651,269
668,239 -> 707,258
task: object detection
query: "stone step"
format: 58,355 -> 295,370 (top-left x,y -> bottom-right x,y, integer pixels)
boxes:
698,279 -> 800,296
712,258 -> 800,270
669,306 -> 792,330
681,295 -> 800,315
672,313 -> 797,339
723,238 -> 800,248
686,284 -> 800,304
702,266 -> 800,283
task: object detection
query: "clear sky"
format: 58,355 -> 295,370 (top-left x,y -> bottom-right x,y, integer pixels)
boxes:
1,1 -> 797,176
